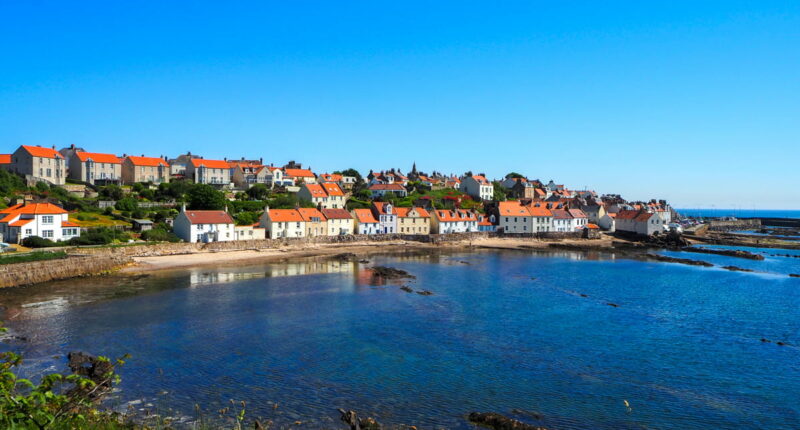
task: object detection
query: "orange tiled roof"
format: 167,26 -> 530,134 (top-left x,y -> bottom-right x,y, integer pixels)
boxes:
321,183 -> 344,197
304,183 -> 327,198
75,152 -> 122,164
527,203 -> 553,217
21,145 -> 63,159
434,209 -> 477,223
369,183 -> 405,191
568,209 -> 588,219
0,154 -> 11,164
61,220 -> 80,227
394,207 -> 430,218
9,218 -> 33,227
321,208 -> 352,219
0,203 -> 68,223
127,156 -> 169,167
267,209 -> 304,222
471,175 -> 489,184
498,201 -> 531,217
352,208 -> 378,224
191,159 -> 230,169
297,207 -> 326,222
284,168 -> 315,178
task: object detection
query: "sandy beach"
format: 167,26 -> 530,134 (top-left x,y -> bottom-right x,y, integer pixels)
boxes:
123,236 -> 619,273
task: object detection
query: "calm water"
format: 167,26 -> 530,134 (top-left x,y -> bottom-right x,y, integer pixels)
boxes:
677,208 -> 800,219
2,249 -> 800,429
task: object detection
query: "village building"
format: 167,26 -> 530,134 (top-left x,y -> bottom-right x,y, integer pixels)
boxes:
371,202 -> 397,234
284,168 -> 316,185
233,224 -> 267,241
321,208 -> 354,236
173,206 -> 235,243
430,209 -> 479,234
598,212 -> 616,232
528,202 -> 554,232
551,209 -> 573,232
259,206 -> 306,239
0,203 -> 80,243
352,208 -> 380,235
368,183 -> 408,198
228,159 -> 264,188
477,213 -> 496,232
69,151 -> 122,185
568,209 -> 590,230
615,209 -> 672,236
122,155 -> 170,184
510,179 -> 539,199
498,201 -> 533,234
187,158 -> 232,186
297,183 -> 345,209
297,207 -> 327,237
394,206 -> 430,235
460,174 -> 494,201
319,173 -> 357,190
6,145 -> 66,185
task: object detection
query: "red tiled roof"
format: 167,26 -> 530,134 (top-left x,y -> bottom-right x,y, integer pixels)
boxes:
471,175 -> 489,184
191,159 -> 230,169
9,218 -> 33,227
372,201 -> 393,215
498,201 -> 531,217
568,209 -> 588,219
394,207 -> 430,218
297,207 -> 326,222
267,209 -> 304,222
0,154 -> 11,164
321,208 -> 352,220
551,209 -> 572,220
615,210 -> 641,220
75,152 -> 122,164
304,183 -> 327,198
352,208 -> 379,224
0,203 -> 68,223
61,220 -> 80,227
183,210 -> 234,225
369,183 -> 406,191
586,223 -> 600,229
527,203 -> 553,217
21,145 -> 63,159
127,156 -> 168,167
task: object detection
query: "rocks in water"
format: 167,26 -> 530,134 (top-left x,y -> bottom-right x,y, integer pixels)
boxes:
789,274 -> 800,278
647,253 -> 714,267
416,290 -> 434,296
777,341 -> 786,346
761,338 -> 771,343
682,247 -> 765,260
580,293 -> 588,298
468,412 -> 548,430
332,253 -> 359,262
67,351 -> 115,399
459,260 -> 471,265
400,286 -> 414,293
606,303 -> 619,308
338,409 -> 381,430
359,259 -> 370,264
721,266 -> 754,272
371,266 -> 416,280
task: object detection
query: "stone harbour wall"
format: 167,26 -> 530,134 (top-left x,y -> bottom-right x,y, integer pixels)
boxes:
0,255 -> 130,289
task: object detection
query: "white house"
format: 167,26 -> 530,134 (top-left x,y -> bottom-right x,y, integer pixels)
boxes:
497,201 -> 533,234
233,224 -> 266,240
173,206 -> 235,243
528,202 -> 554,232
460,174 -> 494,201
616,209 -> 672,236
430,209 -> 479,234
297,183 -> 345,209
568,209 -> 589,231
352,208 -> 380,235
0,203 -> 80,243
321,208 -> 354,236
551,209 -> 573,232
259,206 -> 306,239
599,213 -> 616,232
372,202 -> 397,234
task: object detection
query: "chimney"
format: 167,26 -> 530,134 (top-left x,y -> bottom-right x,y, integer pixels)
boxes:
224,157 -> 227,161
123,153 -> 127,157
259,157 -> 263,164
181,203 -> 186,212
52,145 -> 56,149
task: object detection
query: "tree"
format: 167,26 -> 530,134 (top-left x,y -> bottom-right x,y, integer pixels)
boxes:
99,184 -> 124,200
186,184 -> 226,210
492,181 -> 508,202
334,168 -> 363,183
246,183 -> 269,200
505,172 -> 525,179
115,197 -> 138,212
0,170 -> 25,197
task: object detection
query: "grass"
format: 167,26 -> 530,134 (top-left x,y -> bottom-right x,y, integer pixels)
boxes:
70,211 -> 130,228
0,250 -> 68,265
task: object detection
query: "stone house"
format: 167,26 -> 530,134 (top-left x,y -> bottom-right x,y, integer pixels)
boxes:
6,145 -> 66,185
259,206 -> 306,239
394,207 -> 430,235
122,156 -> 170,184
69,152 -> 122,185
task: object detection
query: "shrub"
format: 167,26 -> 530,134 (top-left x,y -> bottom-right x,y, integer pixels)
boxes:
22,236 -> 61,248
186,184 -> 227,210
103,206 -> 114,216
68,227 -> 130,246
141,228 -> 181,243
115,197 -> 138,212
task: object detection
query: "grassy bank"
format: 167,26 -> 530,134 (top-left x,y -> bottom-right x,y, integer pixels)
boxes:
0,251 -> 68,265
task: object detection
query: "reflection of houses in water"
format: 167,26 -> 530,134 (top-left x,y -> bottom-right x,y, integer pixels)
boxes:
532,249 -> 616,262
187,260 -> 358,286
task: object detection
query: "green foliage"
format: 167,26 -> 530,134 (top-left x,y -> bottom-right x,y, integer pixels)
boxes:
35,181 -> 50,193
492,181 -> 509,201
333,168 -> 362,183
75,214 -> 99,222
0,251 -> 67,265
115,197 -> 138,212
141,228 -> 181,243
155,180 -> 193,201
138,188 -> 155,201
346,198 -> 371,210
69,227 -> 131,246
267,194 -> 313,209
131,208 -> 147,219
246,184 -> 269,200
103,207 -> 114,216
229,200 -> 266,213
99,184 -> 124,201
22,236 -> 61,248
186,184 -> 226,210
0,170 -> 25,197
131,183 -> 145,193
234,211 -> 260,226
505,172 -> 525,179
0,321 -> 128,429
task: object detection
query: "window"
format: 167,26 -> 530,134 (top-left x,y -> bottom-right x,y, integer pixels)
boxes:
42,230 -> 53,238
42,216 -> 54,224
25,229 -> 32,235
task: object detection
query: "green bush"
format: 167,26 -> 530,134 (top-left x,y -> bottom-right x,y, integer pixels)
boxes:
22,236 -> 61,248
115,197 -> 138,212
141,228 -> 181,243
186,184 -> 227,210
68,227 -> 130,246
0,251 -> 67,265
234,211 -> 260,226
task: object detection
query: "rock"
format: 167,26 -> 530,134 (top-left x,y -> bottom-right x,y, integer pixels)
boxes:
359,259 -> 370,264
371,266 -> 416,280
400,286 -> 413,293
777,341 -> 787,346
468,412 -> 548,430
721,266 -> 754,272
332,253 -> 358,262
580,294 -> 588,298
416,290 -> 434,296
647,253 -> 713,267
606,303 -> 619,308
761,338 -> 771,343
459,260 -> 471,265
66,351 -> 115,399
682,247 -> 764,260
789,274 -> 800,278
338,409 -> 381,430
511,409 -> 543,420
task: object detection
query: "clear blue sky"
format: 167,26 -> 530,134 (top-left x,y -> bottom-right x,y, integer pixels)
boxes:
1,1 -> 798,208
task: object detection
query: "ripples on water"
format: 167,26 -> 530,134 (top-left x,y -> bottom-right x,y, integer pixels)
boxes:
1,249 -> 799,429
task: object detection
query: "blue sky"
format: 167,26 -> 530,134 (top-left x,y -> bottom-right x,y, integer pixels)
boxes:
1,1 -> 798,208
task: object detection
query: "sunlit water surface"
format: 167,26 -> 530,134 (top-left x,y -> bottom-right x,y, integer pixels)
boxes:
1,248 -> 799,429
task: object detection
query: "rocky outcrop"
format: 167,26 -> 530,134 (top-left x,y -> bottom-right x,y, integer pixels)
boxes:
338,409 -> 381,430
646,254 -> 713,267
682,247 -> 764,260
370,266 -> 416,280
468,412 -> 548,430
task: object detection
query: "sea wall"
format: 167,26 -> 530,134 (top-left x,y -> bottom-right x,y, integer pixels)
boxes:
708,219 -> 761,231
0,255 -> 130,288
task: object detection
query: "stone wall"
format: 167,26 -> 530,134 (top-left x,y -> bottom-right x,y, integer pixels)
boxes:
0,255 -> 130,288
708,219 -> 761,231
